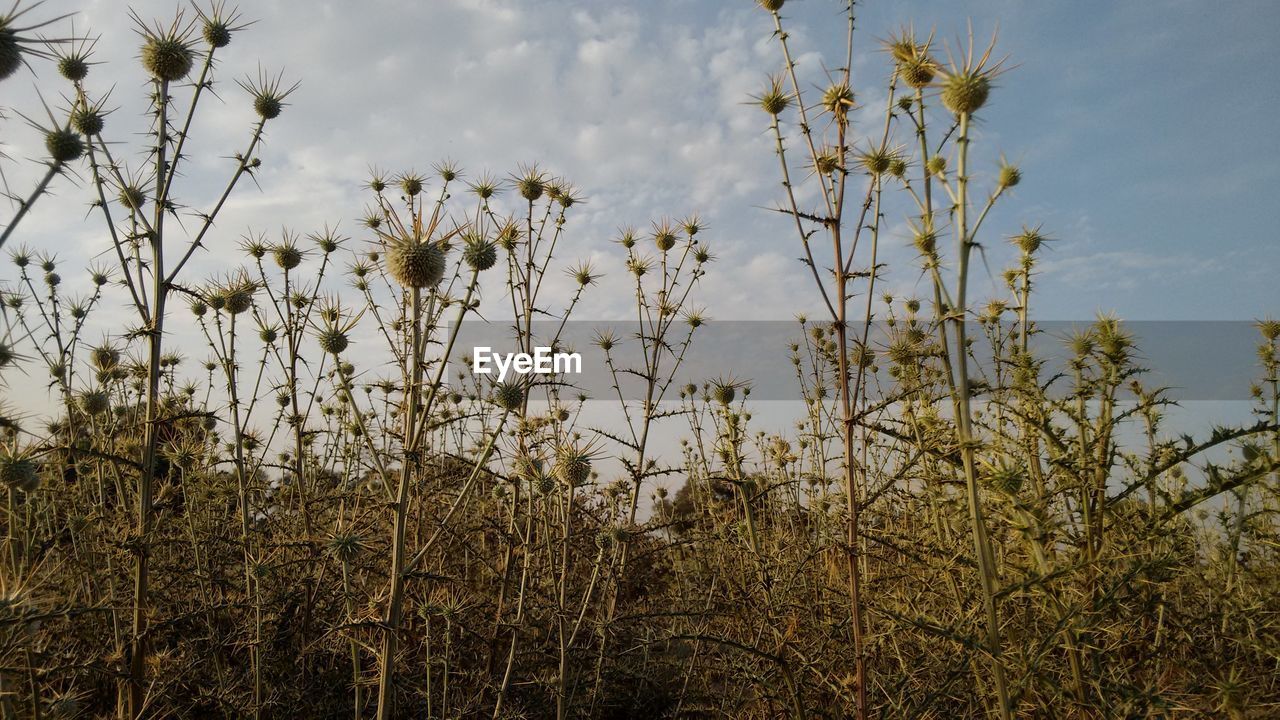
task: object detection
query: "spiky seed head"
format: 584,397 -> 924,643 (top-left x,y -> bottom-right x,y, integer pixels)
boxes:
496,222 -> 520,251
1012,227 -> 1046,255
315,233 -> 340,254
997,162 -> 1021,189
926,154 -> 946,177
435,161 -> 459,182
45,129 -> 84,163
141,35 -> 194,82
535,475 -> 556,495
223,281 -> 255,314
821,81 -> 855,117
45,271 -> 60,287
986,461 -> 1023,495
79,389 -> 110,415
887,158 -> 908,178
71,106 -> 105,135
400,174 -> 423,197
318,328 -> 348,355
0,28 -> 21,80
118,185 -> 146,211
90,345 -> 120,371
260,326 -> 278,343
814,147 -> 841,175
58,54 -> 90,81
900,55 -> 936,89
0,342 -> 13,368
387,235 -> 446,288
203,19 -> 232,48
328,533 -> 363,563
756,76 -> 791,116
516,168 -> 544,201
859,147 -> 894,175
253,93 -> 282,119
273,243 -> 303,270
190,299 -> 207,317
913,228 -> 938,256
1067,330 -> 1094,358
555,448 -> 592,487
757,0 -> 785,11
940,70 -> 991,115
1,451 -> 39,492
1258,319 -> 1280,342
494,382 -> 524,411
462,237 -> 497,272
654,225 -> 678,252
712,382 -> 735,405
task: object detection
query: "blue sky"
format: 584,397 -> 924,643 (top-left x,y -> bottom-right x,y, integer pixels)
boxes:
5,0 -> 1277,323
2,0 -> 1274,474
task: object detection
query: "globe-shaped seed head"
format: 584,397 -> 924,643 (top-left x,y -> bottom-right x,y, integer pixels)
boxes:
387,236 -> 446,288
940,71 -> 991,116
463,238 -> 497,272
318,328 -> 349,354
141,35 -> 194,82
45,129 -> 84,163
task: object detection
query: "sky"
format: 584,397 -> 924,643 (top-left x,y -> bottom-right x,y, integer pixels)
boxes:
2,0 -> 1277,431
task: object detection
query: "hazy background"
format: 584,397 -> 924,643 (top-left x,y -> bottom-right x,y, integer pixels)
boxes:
3,0 -> 1276,448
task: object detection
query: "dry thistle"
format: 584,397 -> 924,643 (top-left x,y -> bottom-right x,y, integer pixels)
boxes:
135,11 -> 195,82
386,234 -> 446,288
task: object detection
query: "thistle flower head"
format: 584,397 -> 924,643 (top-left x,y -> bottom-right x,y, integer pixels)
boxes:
1257,317 -> 1280,342
756,0 -> 785,12
310,227 -> 343,254
858,145 -> 899,176
327,533 -> 364,563
135,11 -> 196,82
753,74 -> 792,116
386,232 -> 447,288
71,97 -> 107,136
554,442 -> 597,487
468,171 -> 499,200
710,376 -> 746,406
821,79 -> 856,119
1011,225 -> 1048,255
240,235 -> 268,259
997,158 -> 1021,189
90,343 -> 120,371
567,261 -> 597,287
0,448 -> 39,492
272,237 -> 304,270
397,172 -> 425,198
1,2 -> 74,81
813,146 -> 842,176
434,159 -> 460,183
44,126 -> 83,163
462,235 -> 497,272
237,66 -> 298,121
653,219 -> 679,252
78,389 -> 109,415
514,164 -> 545,202
938,28 -> 1005,117
196,2 -> 248,49
493,381 -> 524,411
926,154 -> 946,177
55,41 -> 93,82
315,299 -> 359,355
